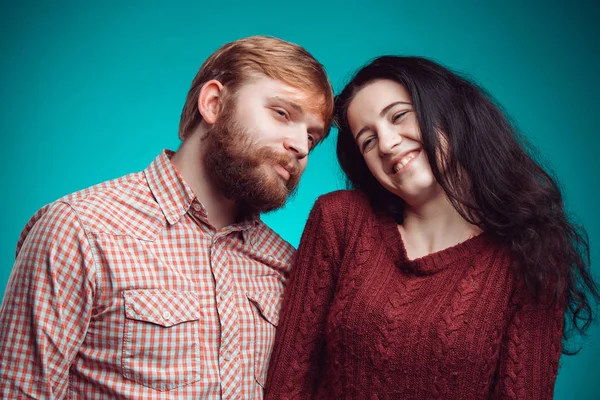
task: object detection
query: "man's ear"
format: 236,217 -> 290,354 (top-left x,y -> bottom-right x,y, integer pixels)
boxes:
198,80 -> 224,125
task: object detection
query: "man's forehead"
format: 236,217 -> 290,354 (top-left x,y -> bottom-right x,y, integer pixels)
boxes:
238,74 -> 329,129
273,83 -> 327,123
251,76 -> 310,101
250,74 -> 323,101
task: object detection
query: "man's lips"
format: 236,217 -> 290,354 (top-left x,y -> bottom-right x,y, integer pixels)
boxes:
273,163 -> 291,181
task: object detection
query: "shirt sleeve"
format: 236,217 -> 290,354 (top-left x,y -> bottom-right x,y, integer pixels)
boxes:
491,288 -> 564,399
265,198 -> 341,399
0,202 -> 97,398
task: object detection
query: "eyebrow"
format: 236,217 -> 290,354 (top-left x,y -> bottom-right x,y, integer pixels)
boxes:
269,96 -> 305,116
354,101 -> 412,142
269,96 -> 325,137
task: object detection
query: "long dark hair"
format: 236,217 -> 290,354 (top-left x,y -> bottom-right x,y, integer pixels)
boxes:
335,56 -> 597,351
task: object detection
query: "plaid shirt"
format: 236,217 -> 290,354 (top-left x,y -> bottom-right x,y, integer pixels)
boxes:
0,151 -> 295,399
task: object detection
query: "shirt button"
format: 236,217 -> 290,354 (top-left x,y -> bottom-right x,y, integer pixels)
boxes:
193,203 -> 202,211
163,311 -> 171,321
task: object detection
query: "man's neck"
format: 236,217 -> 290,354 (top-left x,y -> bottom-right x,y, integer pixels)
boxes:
171,132 -> 237,230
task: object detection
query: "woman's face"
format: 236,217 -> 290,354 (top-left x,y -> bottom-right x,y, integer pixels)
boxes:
346,79 -> 441,205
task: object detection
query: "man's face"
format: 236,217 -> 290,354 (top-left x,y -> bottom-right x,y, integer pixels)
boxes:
203,75 -> 326,215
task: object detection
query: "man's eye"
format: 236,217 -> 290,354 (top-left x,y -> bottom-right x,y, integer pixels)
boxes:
273,108 -> 290,120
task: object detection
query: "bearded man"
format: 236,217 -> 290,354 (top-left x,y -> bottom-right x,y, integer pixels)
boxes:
0,36 -> 334,399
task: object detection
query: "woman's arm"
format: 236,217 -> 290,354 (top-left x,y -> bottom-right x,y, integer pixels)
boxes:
265,198 -> 342,399
491,287 -> 564,399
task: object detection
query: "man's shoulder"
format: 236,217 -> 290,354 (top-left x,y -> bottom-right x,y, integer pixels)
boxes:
252,222 -> 296,262
22,171 -> 165,244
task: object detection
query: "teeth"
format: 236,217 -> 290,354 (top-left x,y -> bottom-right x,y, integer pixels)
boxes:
392,151 -> 417,173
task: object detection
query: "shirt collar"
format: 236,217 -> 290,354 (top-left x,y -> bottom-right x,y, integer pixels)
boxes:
144,150 -> 263,229
144,150 -> 196,225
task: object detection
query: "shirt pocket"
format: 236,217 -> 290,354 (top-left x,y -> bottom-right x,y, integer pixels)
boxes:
122,289 -> 202,391
246,291 -> 283,389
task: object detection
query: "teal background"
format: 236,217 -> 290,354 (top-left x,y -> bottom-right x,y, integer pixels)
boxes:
1,1 -> 598,397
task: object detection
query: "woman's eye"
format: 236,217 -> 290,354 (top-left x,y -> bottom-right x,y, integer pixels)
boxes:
392,111 -> 407,123
361,137 -> 375,152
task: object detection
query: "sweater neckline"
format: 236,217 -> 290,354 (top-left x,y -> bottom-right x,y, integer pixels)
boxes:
377,211 -> 492,275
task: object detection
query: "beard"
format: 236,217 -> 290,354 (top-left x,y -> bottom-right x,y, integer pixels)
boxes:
202,102 -> 301,216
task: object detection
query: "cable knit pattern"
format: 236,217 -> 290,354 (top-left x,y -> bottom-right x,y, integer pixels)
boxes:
265,190 -> 564,400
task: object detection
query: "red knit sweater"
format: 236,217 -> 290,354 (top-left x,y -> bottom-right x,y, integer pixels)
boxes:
265,190 -> 563,399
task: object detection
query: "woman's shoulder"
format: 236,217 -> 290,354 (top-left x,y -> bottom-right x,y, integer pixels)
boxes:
309,190 -> 376,237
312,190 -> 374,221
306,190 -> 376,252
315,189 -> 372,212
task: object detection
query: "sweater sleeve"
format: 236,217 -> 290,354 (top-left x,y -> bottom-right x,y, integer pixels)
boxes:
491,288 -> 564,399
265,198 -> 341,399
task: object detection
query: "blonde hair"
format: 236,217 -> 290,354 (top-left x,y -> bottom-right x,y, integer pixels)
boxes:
179,36 -> 334,139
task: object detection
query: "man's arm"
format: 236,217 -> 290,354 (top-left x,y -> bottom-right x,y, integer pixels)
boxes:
0,202 -> 96,398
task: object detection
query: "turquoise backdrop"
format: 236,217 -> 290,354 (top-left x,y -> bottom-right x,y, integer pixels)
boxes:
1,1 -> 598,397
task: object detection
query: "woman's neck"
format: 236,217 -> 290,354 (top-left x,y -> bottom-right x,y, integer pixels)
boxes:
399,192 -> 482,260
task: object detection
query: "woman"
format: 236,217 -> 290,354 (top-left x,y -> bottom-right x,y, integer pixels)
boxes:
264,56 -> 598,399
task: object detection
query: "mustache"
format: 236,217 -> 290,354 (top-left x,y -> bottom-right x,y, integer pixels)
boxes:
253,146 -> 301,180
207,122 -> 301,176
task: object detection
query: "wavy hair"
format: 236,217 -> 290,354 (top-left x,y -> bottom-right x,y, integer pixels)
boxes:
335,56 -> 598,352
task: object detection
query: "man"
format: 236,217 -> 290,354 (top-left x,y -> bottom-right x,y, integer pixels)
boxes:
0,36 -> 333,398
